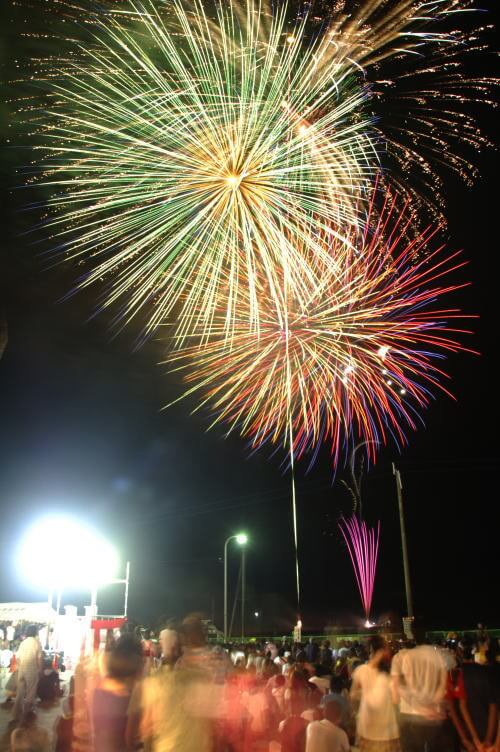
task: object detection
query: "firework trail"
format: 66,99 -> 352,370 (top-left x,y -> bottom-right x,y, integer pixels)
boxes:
339,515 -> 380,622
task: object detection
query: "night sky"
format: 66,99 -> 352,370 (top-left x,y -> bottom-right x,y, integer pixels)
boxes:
1,1 -> 499,635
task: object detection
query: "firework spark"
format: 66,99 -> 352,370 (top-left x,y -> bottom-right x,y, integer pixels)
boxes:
339,515 -> 380,622
28,0 -> 376,339
306,0 -> 498,221
164,190 -> 474,467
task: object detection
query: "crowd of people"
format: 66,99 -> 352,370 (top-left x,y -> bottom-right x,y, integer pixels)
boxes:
1,617 -> 499,752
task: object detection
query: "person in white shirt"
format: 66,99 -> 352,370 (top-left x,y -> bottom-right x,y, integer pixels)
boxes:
351,636 -> 399,752
12,625 -> 43,723
231,648 -> 246,666
391,641 -> 452,752
306,698 -> 350,752
159,620 -> 180,665
282,654 -> 294,677
0,640 -> 13,688
309,665 -> 332,695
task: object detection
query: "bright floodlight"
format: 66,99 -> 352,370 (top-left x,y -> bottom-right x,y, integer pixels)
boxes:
17,516 -> 119,589
236,533 -> 248,545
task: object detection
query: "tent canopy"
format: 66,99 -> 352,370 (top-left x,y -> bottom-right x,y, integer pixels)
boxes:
0,602 -> 57,623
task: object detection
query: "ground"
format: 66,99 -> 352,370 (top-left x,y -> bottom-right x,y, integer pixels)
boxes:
0,673 -> 72,752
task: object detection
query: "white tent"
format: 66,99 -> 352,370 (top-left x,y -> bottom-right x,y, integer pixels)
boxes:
0,602 -> 57,623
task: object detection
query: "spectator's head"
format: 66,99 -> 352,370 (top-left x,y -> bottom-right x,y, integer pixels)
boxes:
262,657 -> 277,678
330,675 -> 345,694
107,634 -> 143,680
288,668 -> 309,691
459,637 -> 475,662
305,683 -> 322,710
323,698 -> 342,725
369,635 -> 391,672
368,635 -> 387,656
313,663 -> 325,677
412,620 -> 428,646
25,625 -> 38,638
180,614 -> 206,649
486,637 -> 499,665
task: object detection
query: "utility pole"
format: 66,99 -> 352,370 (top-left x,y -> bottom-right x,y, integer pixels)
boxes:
224,539 -> 229,641
241,546 -> 246,640
392,464 -> 414,619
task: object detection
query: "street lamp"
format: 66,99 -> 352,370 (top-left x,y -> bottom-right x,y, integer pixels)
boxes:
223,532 -> 248,642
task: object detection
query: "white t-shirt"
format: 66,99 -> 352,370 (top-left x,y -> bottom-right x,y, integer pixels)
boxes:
231,650 -> 245,665
1,649 -> 13,668
305,719 -> 349,752
7,626 -> 15,642
352,663 -> 399,741
159,628 -> 179,659
391,645 -> 447,721
309,676 -> 331,695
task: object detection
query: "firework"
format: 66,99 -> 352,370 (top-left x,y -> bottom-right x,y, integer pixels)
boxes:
339,515 -> 380,623
164,190 -> 474,468
30,0 -> 376,339
307,0 -> 498,221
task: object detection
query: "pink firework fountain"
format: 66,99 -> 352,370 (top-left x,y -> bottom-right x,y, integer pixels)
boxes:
339,515 -> 380,625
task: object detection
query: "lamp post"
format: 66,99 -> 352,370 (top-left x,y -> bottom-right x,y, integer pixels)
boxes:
223,533 -> 248,642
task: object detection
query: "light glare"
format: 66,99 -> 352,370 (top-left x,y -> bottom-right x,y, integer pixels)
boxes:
17,516 -> 119,590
